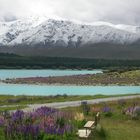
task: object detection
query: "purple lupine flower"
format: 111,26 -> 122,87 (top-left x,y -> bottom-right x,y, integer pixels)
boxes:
11,110 -> 24,122
57,128 -> 65,135
102,106 -> 113,117
1,106 -> 73,139
0,116 -> 5,127
102,106 -> 112,113
127,107 -> 133,113
35,106 -> 57,118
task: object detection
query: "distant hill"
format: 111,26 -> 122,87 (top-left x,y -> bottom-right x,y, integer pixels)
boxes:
0,52 -> 140,69
0,44 -> 140,60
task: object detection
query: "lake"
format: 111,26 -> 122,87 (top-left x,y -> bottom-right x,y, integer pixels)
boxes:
0,69 -> 140,96
0,83 -> 140,96
0,69 -> 103,80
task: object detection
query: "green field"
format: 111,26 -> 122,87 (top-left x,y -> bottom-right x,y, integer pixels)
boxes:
62,98 -> 140,140
0,94 -> 139,106
0,97 -> 140,140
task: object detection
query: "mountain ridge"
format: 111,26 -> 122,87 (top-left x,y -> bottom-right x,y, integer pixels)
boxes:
0,16 -> 140,47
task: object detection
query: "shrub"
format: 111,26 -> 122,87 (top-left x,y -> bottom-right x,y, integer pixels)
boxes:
76,119 -> 86,129
43,134 -> 61,140
81,101 -> 90,115
74,113 -> 84,121
135,107 -> 140,117
118,99 -> 126,107
102,106 -> 113,117
91,107 -> 101,116
56,117 -> 65,128
95,124 -> 106,138
124,106 -> 140,120
133,107 -> 140,120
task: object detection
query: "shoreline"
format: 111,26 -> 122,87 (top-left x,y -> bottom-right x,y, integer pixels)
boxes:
1,81 -> 140,86
2,69 -> 140,86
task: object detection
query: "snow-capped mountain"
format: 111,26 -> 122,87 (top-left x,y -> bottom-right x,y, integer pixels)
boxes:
0,16 -> 140,47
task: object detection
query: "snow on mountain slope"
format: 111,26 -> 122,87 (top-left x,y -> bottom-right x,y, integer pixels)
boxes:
0,16 -> 47,45
0,16 -> 140,47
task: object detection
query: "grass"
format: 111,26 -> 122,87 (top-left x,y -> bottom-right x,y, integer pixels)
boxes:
62,98 -> 140,140
102,120 -> 140,140
0,129 -> 5,140
0,94 -> 139,106
0,97 -> 139,140
0,106 -> 27,112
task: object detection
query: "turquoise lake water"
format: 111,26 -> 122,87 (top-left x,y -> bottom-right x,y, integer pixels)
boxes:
0,69 -> 102,80
0,83 -> 140,96
0,69 -> 140,96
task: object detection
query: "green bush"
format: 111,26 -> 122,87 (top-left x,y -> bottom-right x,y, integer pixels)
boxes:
96,124 -> 106,138
104,111 -> 113,117
56,118 -> 65,128
81,101 -> 90,115
76,119 -> 86,129
43,134 -> 75,140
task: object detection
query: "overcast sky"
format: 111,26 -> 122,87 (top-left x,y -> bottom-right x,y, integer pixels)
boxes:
0,0 -> 140,25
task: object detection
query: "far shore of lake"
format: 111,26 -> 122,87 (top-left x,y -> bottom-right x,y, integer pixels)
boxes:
2,70 -> 140,86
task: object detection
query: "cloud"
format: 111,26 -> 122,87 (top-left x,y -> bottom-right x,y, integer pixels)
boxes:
0,0 -> 140,25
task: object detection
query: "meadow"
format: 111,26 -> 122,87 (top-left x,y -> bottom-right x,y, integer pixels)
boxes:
0,97 -> 140,140
0,94 -> 138,107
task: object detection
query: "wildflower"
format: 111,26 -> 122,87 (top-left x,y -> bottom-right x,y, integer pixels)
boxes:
0,116 -> 5,127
